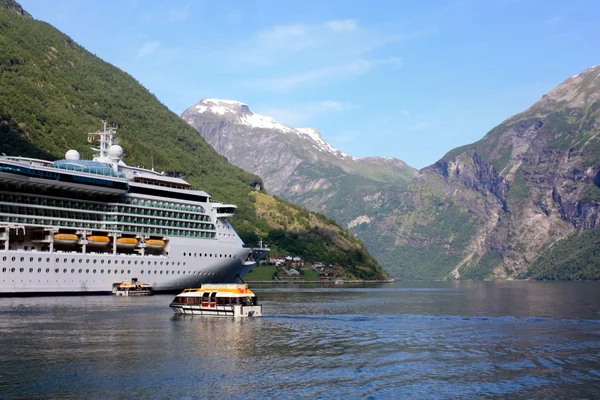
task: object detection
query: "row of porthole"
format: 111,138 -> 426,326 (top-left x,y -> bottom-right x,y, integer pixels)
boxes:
0,267 -> 229,277
1,256 -> 187,267
182,252 -> 235,258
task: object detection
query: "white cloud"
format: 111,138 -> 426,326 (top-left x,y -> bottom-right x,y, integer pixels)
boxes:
167,5 -> 190,23
137,40 -> 160,58
258,101 -> 353,126
228,19 -> 400,67
248,58 -> 401,92
325,19 -> 358,32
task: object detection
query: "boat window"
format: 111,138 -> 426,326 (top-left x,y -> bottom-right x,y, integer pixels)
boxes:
29,268 -> 33,273
37,268 -> 41,273
141,270 -> 144,274
127,270 -> 131,274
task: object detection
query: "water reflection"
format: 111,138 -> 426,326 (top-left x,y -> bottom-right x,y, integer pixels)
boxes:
0,282 -> 599,399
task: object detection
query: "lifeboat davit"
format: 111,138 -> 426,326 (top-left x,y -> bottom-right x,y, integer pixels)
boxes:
54,233 -> 78,246
116,237 -> 138,249
87,236 -> 110,247
145,239 -> 165,250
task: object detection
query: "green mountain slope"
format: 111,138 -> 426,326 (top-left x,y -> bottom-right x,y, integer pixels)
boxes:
0,1 -> 388,280
375,65 -> 600,280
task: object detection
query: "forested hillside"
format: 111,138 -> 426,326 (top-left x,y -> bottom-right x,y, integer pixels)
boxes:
0,0 -> 388,280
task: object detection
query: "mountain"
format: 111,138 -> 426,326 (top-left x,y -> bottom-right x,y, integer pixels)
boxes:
181,98 -> 417,263
182,67 -> 600,280
373,65 -> 600,279
0,1 -> 389,280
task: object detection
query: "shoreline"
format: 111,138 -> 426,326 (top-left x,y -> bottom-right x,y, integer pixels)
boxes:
245,279 -> 396,284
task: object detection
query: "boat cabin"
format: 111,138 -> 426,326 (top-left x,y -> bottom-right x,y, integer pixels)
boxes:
170,283 -> 262,317
112,279 -> 153,296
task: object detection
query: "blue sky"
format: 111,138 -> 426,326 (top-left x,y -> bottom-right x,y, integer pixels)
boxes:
19,0 -> 600,169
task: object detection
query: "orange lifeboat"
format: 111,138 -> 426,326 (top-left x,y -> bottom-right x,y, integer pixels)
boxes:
87,236 -> 110,247
54,233 -> 78,246
116,237 -> 138,249
145,239 -> 165,250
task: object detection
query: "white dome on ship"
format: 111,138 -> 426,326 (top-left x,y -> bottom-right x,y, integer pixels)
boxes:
65,150 -> 80,160
108,145 -> 123,160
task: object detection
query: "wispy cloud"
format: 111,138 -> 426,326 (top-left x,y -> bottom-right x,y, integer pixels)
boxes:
137,40 -> 160,58
167,5 -> 190,23
248,58 -> 402,91
258,100 -> 354,126
324,19 -> 358,32
228,19 -> 401,67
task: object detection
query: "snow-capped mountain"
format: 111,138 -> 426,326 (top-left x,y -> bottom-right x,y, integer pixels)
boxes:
181,97 -> 417,226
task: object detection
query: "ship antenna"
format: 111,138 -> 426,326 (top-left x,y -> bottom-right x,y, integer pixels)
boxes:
89,120 -> 117,161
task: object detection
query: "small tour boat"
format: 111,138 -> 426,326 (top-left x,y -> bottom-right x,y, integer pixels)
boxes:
112,280 -> 153,296
169,283 -> 262,317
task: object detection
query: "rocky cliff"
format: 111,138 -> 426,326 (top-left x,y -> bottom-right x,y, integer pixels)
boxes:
181,99 -> 417,227
379,65 -> 600,279
183,65 -> 600,280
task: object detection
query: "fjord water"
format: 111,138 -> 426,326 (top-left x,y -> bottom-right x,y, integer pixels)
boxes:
1,282 -> 599,399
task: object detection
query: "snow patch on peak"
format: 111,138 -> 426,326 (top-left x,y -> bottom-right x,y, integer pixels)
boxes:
240,113 -> 295,133
202,98 -> 248,106
193,98 -> 295,133
297,128 -> 353,158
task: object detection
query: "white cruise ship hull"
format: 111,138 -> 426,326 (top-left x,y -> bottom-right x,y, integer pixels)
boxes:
0,235 -> 256,295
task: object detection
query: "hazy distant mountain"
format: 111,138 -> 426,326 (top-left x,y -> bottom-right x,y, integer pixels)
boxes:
183,65 -> 600,280
181,98 -> 417,225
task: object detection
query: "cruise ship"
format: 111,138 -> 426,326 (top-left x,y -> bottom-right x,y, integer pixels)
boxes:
0,122 -> 268,296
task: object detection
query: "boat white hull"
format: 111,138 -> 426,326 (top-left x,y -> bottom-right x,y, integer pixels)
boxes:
171,304 -> 262,317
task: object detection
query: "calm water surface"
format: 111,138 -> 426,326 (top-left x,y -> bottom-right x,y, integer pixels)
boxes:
1,281 -> 600,399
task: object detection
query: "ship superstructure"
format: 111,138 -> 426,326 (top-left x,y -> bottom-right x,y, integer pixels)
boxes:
0,122 -> 262,295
